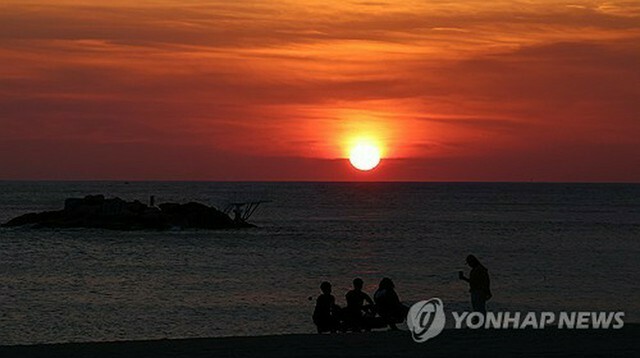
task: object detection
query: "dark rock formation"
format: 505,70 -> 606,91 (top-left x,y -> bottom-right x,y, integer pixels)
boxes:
1,195 -> 254,230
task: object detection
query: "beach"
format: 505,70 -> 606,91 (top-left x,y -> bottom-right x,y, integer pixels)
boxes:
1,325 -> 638,358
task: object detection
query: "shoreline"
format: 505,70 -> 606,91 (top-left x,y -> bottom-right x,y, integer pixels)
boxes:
1,325 -> 638,357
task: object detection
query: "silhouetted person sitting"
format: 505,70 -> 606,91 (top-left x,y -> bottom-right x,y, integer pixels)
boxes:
459,254 -> 492,314
344,278 -> 374,331
373,277 -> 408,330
312,281 -> 341,333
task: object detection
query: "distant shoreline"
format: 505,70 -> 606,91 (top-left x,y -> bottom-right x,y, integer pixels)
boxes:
2,325 -> 638,357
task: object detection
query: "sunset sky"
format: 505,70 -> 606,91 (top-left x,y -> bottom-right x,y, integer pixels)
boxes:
1,0 -> 639,181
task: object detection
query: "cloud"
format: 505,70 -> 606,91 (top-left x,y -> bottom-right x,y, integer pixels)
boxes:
0,1 -> 639,180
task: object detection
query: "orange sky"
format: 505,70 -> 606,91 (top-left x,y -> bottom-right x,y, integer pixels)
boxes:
1,0 -> 639,181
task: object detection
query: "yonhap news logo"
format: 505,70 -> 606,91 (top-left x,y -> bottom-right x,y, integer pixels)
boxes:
406,298 -> 446,342
407,298 -> 625,343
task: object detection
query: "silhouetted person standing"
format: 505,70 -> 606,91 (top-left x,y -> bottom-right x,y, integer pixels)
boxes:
374,277 -> 408,330
312,281 -> 340,333
459,254 -> 492,314
345,278 -> 374,331
233,205 -> 242,223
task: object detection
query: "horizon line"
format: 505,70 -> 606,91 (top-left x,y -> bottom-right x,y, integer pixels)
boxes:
0,179 -> 639,185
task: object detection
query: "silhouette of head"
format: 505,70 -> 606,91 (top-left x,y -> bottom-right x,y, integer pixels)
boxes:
466,254 -> 480,268
353,278 -> 364,290
320,281 -> 332,294
379,277 -> 395,290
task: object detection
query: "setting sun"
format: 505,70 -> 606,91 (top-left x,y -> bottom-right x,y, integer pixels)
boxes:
349,143 -> 381,171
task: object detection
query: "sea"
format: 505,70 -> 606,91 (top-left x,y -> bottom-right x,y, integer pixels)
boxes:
0,181 -> 638,345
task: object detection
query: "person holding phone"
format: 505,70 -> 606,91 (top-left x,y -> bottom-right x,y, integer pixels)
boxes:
459,254 -> 492,314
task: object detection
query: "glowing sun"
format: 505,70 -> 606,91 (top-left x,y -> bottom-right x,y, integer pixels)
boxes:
349,143 -> 381,171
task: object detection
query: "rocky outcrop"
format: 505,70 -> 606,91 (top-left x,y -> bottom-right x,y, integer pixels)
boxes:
1,195 -> 254,230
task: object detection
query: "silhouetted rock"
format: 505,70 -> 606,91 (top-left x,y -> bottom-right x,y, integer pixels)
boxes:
1,195 -> 255,230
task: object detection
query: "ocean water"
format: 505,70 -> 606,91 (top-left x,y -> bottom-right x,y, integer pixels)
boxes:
0,181 -> 638,345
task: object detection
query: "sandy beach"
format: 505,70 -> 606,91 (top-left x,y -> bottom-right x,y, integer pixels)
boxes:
1,325 -> 638,358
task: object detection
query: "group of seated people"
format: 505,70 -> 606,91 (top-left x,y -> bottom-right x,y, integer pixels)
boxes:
312,277 -> 409,333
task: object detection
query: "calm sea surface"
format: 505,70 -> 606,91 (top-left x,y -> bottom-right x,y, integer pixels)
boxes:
0,182 -> 638,345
